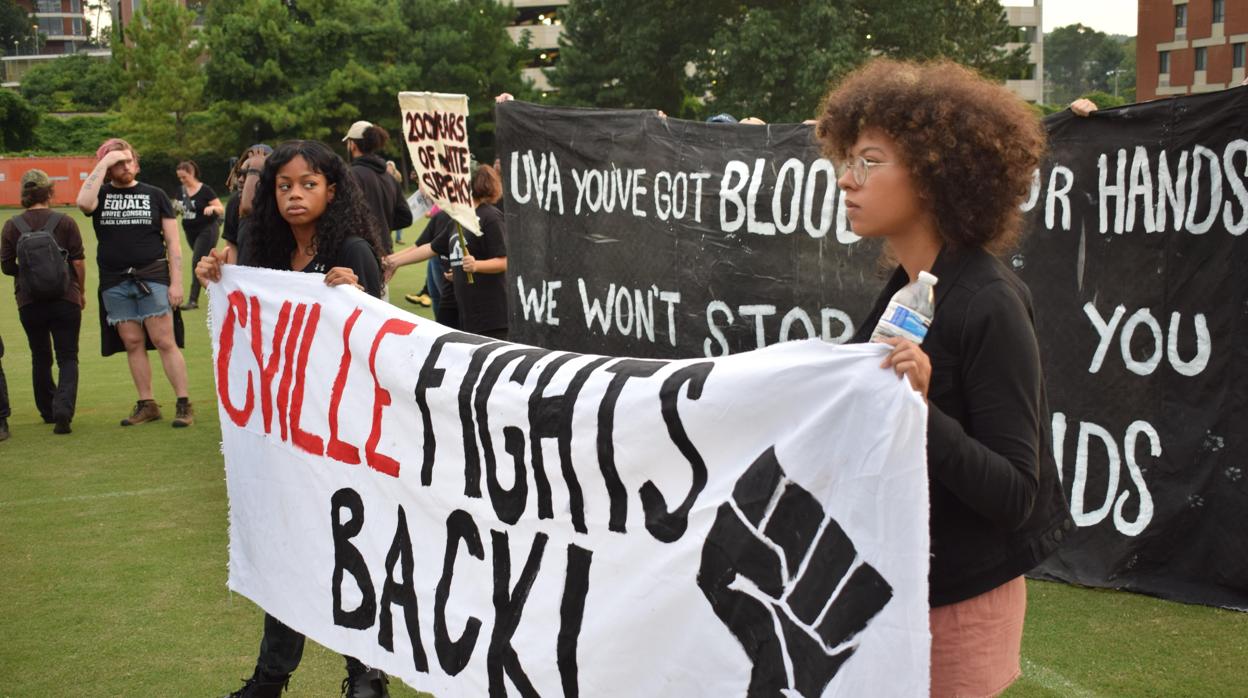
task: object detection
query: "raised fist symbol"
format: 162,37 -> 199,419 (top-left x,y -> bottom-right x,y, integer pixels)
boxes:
698,447 -> 893,697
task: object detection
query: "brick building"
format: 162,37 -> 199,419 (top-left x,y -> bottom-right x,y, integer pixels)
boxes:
1138,0 -> 1247,100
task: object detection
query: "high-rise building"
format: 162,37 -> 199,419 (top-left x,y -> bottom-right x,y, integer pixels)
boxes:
18,0 -> 92,55
1138,0 -> 1246,100
2,0 -> 103,87
507,0 -> 566,91
1005,0 -> 1045,103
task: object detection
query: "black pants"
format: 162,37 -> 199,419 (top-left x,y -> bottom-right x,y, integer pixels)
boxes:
186,222 -> 220,303
256,613 -> 368,678
0,335 -> 10,420
18,300 -> 81,423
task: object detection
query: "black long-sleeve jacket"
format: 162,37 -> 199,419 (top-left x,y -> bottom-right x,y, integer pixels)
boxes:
853,245 -> 1073,606
350,153 -> 413,255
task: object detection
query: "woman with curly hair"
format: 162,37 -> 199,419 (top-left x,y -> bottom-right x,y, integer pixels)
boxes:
194,140 -> 389,698
817,59 -> 1072,697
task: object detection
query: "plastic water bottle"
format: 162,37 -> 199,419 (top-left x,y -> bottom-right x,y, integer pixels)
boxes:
870,271 -> 938,344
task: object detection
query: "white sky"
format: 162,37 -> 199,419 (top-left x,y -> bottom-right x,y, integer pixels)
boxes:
1004,0 -> 1139,36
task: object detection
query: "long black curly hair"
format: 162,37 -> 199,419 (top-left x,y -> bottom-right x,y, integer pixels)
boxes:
245,140 -> 386,271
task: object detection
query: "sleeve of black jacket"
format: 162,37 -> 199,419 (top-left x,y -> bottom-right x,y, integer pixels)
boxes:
391,178 -> 413,231
341,238 -> 383,299
927,280 -> 1043,530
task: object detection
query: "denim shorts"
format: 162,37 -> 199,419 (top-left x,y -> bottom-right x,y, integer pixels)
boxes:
102,279 -> 171,326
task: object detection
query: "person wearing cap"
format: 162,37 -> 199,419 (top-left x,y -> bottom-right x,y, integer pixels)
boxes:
75,138 -> 195,428
343,120 -> 412,258
1,169 -> 87,435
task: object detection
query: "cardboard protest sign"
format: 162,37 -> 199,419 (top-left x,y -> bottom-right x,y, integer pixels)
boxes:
398,91 -> 479,234
209,266 -> 931,696
496,88 -> 1248,611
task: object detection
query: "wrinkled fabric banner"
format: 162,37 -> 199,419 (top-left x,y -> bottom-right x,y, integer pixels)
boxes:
497,88 -> 1248,611
208,266 -> 930,697
398,91 -> 479,234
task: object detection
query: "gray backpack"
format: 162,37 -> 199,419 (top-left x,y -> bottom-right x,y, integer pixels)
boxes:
13,212 -> 70,301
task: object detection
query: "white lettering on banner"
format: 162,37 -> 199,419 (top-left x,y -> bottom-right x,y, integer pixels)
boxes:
1054,412 -> 1156,537
703,302 -> 856,356
1094,139 -> 1248,235
510,150 -> 567,215
209,266 -> 931,697
1082,302 -> 1211,377
576,279 -> 681,345
516,276 -> 563,326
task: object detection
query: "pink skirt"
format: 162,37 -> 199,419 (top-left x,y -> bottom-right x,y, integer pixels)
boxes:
929,576 -> 1026,698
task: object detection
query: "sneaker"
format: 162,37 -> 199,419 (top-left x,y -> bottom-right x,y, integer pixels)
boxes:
404,292 -> 432,307
172,400 -> 194,428
120,400 -> 162,426
181,300 -> 199,311
53,418 -> 72,435
0,418 -> 9,441
224,671 -> 289,698
341,669 -> 389,698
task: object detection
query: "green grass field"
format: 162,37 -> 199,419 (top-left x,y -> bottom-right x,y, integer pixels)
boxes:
0,208 -> 1245,697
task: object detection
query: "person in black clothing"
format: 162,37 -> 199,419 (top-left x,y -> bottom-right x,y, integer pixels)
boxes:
175,160 -> 224,310
342,120 -> 412,256
222,144 -> 273,266
0,336 -> 8,440
0,169 -> 87,435
817,59 -> 1072,697
195,140 -> 387,698
380,164 -> 509,338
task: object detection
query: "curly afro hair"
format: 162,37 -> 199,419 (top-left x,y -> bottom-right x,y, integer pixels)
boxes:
245,140 -> 386,272
816,59 -> 1045,254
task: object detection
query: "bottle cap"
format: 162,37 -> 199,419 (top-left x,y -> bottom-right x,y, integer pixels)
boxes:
918,271 -> 938,286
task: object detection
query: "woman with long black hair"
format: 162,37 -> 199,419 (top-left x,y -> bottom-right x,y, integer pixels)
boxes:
195,140 -> 388,698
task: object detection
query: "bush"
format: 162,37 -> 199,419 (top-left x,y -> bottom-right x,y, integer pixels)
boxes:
33,114 -> 120,154
0,90 -> 40,150
20,54 -> 123,112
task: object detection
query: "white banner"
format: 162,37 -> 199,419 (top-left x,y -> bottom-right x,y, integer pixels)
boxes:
209,266 -> 931,697
398,91 -> 479,234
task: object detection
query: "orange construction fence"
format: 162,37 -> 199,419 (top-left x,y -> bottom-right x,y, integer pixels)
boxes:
0,156 -> 97,207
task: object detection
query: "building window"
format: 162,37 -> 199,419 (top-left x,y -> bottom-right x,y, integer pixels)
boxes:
1175,4 -> 1186,29
1213,0 -> 1224,24
72,0 -> 82,12
1015,26 -> 1037,43
37,16 -> 61,34
1234,44 -> 1245,69
1159,51 -> 1170,74
36,0 -> 61,13
72,17 -> 83,35
1195,46 -> 1207,71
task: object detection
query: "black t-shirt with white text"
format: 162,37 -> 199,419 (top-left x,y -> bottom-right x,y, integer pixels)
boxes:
430,204 -> 506,333
180,183 -> 219,236
92,181 -> 175,282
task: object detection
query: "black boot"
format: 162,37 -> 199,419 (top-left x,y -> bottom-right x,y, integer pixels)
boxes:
0,418 -> 9,441
341,668 -> 389,698
224,670 -> 289,698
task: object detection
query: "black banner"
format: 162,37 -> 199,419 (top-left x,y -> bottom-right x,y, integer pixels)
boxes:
496,88 -> 1248,610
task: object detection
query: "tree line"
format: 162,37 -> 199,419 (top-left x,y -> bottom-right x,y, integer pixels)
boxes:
1,0 -> 1135,161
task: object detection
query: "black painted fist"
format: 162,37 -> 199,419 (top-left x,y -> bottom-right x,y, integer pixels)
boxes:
698,447 -> 894,697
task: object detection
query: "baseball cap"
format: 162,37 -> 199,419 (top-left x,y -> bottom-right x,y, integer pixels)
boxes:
343,120 -> 372,141
21,169 -> 52,188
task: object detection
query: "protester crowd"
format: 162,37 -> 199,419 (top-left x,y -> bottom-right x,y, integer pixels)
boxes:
3,59 -> 1240,698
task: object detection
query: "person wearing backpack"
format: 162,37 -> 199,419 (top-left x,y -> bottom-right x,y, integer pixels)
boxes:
0,169 -> 87,435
